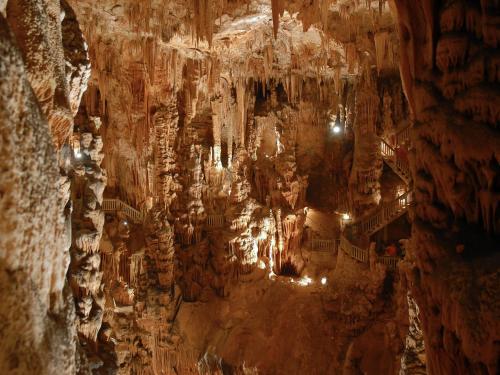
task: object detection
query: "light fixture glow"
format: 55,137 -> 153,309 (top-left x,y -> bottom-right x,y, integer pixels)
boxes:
342,213 -> 350,220
123,220 -> 128,226
298,276 -> 313,286
321,277 -> 327,285
74,151 -> 82,159
333,125 -> 341,134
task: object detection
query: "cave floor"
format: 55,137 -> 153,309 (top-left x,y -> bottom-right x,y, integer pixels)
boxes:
175,246 -> 401,375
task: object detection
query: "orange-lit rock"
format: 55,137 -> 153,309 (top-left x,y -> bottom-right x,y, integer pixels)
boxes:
0,0 -> 498,374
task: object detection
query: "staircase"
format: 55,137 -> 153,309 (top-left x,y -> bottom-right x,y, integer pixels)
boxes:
334,127 -> 414,270
348,190 -> 414,237
102,198 -> 144,223
394,125 -> 411,148
380,139 -> 411,185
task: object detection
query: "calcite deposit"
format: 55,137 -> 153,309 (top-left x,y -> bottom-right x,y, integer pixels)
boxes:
0,0 -> 498,374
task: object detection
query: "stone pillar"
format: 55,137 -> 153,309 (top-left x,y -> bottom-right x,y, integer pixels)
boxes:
391,1 -> 500,373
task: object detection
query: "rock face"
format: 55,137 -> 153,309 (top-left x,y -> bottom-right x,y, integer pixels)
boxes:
0,0 -> 498,374
69,116 -> 107,367
391,1 -> 500,374
0,0 -> 90,372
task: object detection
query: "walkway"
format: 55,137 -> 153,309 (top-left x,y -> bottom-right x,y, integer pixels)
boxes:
102,198 -> 144,223
313,126 -> 413,270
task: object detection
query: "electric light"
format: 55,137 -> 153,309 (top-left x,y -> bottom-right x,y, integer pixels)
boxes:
342,213 -> 350,220
321,277 -> 327,285
75,151 -> 82,159
123,220 -> 128,226
333,125 -> 341,134
298,275 -> 313,286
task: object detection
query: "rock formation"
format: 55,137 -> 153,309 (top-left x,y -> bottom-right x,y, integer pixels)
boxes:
391,1 -> 500,373
0,0 -> 90,372
0,0 -> 498,374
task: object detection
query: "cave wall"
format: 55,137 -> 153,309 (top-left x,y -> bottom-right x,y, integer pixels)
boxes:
64,0 -> 414,373
1,0 -> 498,374
0,0 -> 90,372
391,0 -> 500,374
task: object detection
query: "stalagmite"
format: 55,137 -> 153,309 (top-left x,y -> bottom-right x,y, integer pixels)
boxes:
1,0 -> 498,373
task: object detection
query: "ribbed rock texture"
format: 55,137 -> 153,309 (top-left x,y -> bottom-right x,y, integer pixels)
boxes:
0,0 -> 90,372
0,0 -> 498,374
392,1 -> 500,374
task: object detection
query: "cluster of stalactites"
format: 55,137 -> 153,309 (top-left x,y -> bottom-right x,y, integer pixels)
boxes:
69,117 -> 107,344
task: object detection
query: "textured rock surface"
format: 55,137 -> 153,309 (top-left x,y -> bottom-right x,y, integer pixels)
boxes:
0,0 -> 498,374
0,0 -> 91,373
391,1 -> 500,373
0,11 -> 77,375
69,116 -> 107,366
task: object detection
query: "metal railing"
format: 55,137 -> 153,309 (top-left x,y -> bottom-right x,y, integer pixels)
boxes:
102,198 -> 144,223
311,238 -> 339,252
376,255 -> 399,270
334,127 -> 412,270
380,139 -> 411,183
206,214 -> 225,228
338,235 -> 400,270
350,190 -> 413,237
339,235 -> 369,263
395,125 -> 411,147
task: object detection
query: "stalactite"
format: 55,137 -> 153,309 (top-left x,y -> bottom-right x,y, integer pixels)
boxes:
69,117 -> 106,347
271,0 -> 284,38
236,78 -> 247,147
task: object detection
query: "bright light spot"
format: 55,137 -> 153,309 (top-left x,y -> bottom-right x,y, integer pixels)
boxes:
74,151 -> 82,159
258,231 -> 267,241
123,221 -> 128,226
333,125 -> 341,134
397,186 -> 406,197
252,240 -> 259,258
321,277 -> 327,285
258,260 -> 266,270
342,213 -> 350,220
298,276 -> 313,286
269,237 -> 276,278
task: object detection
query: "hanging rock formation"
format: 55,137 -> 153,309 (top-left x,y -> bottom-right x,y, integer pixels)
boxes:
0,0 -> 498,374
391,1 -> 500,373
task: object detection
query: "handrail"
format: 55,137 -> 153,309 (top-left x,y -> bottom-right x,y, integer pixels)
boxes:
101,198 -> 144,223
206,214 -> 225,228
349,190 -> 413,237
333,127 -> 412,270
337,190 -> 412,270
339,235 -> 369,262
376,255 -> 399,270
311,238 -> 339,252
380,139 -> 410,179
395,125 -> 411,147
338,235 -> 400,270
